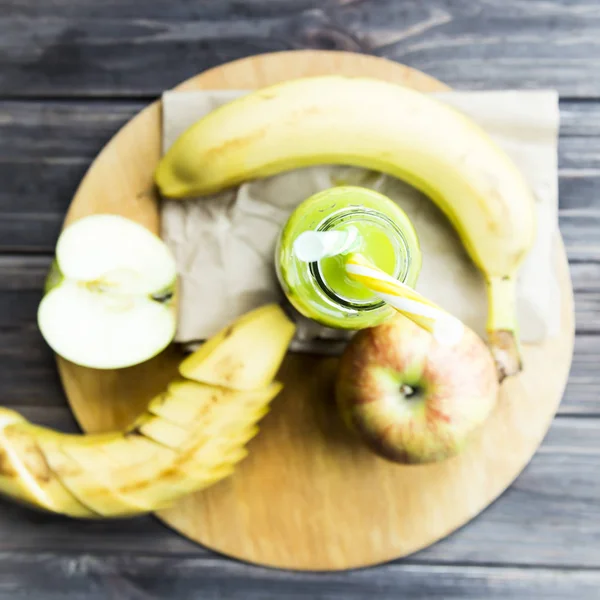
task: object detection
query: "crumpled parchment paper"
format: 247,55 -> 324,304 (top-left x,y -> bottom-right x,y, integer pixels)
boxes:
160,89 -> 560,354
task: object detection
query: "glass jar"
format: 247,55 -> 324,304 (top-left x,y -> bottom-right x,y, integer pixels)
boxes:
276,186 -> 421,330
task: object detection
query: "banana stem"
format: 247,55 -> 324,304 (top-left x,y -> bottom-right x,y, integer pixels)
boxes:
486,276 -> 522,381
486,276 -> 517,332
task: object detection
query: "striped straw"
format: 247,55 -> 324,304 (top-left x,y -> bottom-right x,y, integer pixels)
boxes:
345,253 -> 464,346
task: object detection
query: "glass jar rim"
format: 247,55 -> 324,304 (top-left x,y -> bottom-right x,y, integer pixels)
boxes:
309,207 -> 412,311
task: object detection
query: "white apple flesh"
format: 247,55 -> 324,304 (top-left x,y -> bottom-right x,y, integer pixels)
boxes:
38,215 -> 177,370
336,314 -> 499,464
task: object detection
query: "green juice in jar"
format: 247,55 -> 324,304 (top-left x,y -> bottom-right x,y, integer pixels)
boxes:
276,186 -> 422,330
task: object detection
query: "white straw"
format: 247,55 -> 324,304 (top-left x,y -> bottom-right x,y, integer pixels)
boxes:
293,226 -> 359,262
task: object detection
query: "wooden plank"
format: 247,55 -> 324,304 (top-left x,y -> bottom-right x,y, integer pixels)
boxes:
1,1 -> 600,97
0,100 -> 596,166
3,326 -> 591,415
0,556 -> 598,600
0,99 -> 594,154
0,256 -> 597,335
2,101 -> 600,252
2,197 -> 590,259
0,255 -> 595,412
563,336 -> 600,414
0,101 -> 141,251
0,0 -> 330,19
560,101 -> 600,136
0,102 -> 141,157
561,214 -> 600,261
417,417 -> 600,567
573,262 -> 600,331
0,409 -> 598,573
560,137 -> 600,174
0,256 -> 63,407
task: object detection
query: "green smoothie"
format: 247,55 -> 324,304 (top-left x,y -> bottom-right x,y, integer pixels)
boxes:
276,186 -> 422,330
318,222 -> 398,304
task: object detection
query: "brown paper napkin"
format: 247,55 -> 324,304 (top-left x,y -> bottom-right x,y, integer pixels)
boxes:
160,89 -> 560,354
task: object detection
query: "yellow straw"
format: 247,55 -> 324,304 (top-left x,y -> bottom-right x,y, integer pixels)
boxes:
345,253 -> 464,346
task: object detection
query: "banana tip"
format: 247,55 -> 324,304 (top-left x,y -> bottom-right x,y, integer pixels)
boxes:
487,329 -> 522,382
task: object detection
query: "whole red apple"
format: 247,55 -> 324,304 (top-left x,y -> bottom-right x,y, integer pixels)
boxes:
336,314 -> 499,464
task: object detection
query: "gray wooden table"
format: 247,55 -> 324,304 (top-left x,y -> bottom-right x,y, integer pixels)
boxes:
1,1 -> 599,598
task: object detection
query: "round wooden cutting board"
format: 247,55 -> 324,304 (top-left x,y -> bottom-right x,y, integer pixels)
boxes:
58,50 -> 574,571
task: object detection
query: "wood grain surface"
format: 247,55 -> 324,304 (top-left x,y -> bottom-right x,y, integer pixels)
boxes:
2,100 -> 600,253
1,0 -> 599,98
52,51 -> 575,571
0,0 -> 598,596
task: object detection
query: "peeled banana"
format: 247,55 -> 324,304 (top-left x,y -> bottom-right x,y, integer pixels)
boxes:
179,304 -> 296,390
0,304 -> 295,518
155,76 -> 537,379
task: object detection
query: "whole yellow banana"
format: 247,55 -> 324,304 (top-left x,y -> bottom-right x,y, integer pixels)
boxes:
155,76 -> 537,379
0,304 -> 294,518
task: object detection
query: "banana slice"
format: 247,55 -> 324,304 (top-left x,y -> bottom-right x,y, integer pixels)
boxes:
179,305 -> 295,390
55,436 -> 167,515
129,413 -> 191,450
39,440 -> 143,517
0,419 -> 99,518
148,381 -> 281,430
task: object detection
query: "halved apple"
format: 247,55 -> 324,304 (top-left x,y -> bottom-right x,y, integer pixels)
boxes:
37,214 -> 178,370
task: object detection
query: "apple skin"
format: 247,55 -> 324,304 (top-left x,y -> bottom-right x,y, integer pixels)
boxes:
335,314 -> 499,464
